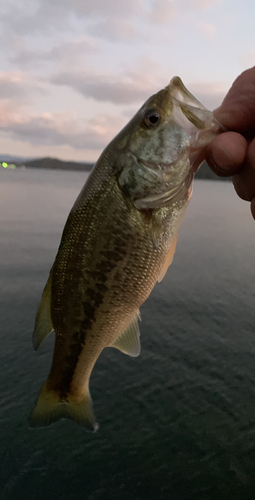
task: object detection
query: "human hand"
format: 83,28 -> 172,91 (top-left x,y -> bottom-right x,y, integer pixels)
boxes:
205,67 -> 255,219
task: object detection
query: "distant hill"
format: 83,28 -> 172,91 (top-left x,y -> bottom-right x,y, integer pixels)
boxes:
0,154 -> 230,181
19,156 -> 94,172
20,157 -> 230,181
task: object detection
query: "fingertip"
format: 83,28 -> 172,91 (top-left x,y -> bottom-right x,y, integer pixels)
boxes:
205,132 -> 247,177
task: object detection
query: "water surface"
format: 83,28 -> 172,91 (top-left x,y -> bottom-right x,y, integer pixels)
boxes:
1,168 -> 255,500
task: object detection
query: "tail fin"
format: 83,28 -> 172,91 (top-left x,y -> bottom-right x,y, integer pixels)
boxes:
29,382 -> 99,432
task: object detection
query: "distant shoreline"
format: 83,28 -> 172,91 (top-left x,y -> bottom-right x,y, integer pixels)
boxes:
0,156 -> 230,181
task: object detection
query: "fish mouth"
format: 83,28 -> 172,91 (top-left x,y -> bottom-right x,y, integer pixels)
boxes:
134,157 -> 193,209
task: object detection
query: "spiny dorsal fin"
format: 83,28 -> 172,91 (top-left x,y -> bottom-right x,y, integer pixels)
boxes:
158,234 -> 178,283
33,272 -> 54,351
110,311 -> 141,357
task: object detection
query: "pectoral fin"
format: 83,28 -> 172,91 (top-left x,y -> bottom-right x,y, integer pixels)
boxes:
158,235 -> 178,282
33,272 -> 54,351
110,311 -> 141,357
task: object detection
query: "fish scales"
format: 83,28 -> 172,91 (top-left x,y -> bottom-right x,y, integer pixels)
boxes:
50,169 -> 175,394
30,77 -> 222,430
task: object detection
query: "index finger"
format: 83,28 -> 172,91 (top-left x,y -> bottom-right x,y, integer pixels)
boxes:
213,67 -> 255,133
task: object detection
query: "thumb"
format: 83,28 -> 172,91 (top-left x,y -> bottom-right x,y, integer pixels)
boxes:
205,132 -> 247,176
213,67 -> 255,133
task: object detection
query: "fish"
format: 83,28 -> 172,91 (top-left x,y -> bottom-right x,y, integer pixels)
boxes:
29,77 -> 222,431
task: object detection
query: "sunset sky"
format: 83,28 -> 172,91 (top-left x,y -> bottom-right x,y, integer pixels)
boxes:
0,0 -> 254,162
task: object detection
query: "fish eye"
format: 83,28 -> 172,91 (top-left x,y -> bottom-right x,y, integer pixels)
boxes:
142,109 -> 161,128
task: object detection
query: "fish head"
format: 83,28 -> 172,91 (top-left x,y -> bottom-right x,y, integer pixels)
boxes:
115,77 -> 223,209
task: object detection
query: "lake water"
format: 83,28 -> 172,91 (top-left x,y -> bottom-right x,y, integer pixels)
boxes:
1,168 -> 255,500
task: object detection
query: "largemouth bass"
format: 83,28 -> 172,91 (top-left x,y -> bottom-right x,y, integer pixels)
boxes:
30,77 -> 222,431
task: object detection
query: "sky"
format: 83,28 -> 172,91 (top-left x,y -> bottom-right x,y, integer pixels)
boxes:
0,0 -> 254,162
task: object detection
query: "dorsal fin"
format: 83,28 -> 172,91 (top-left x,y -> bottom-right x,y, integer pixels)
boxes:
109,311 -> 141,357
33,272 -> 54,351
158,234 -> 178,283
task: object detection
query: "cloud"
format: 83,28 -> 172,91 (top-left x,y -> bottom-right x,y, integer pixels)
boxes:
0,0 -> 178,46
88,18 -> 139,42
51,71 -> 150,104
0,108 -> 127,151
51,59 -> 165,105
189,81 -> 227,110
183,0 -> 221,10
0,71 -> 47,101
0,77 -> 226,156
88,1 -> 177,40
149,0 -> 176,24
11,37 -> 97,69
0,101 -> 23,127
62,0 -> 142,17
1,0 -> 223,55
0,0 -> 145,36
197,22 -> 216,39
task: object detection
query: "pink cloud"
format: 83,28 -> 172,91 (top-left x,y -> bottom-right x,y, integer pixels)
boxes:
51,58 -> 165,105
149,0 -> 176,24
197,22 -> 216,39
0,107 -> 127,151
188,81 -> 227,110
184,0 -> 221,11
0,71 -> 47,101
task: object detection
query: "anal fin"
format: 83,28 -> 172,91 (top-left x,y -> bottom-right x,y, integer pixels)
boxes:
158,234 -> 178,283
109,310 -> 141,357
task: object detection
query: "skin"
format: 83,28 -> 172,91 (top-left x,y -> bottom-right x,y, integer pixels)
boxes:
205,67 -> 255,219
